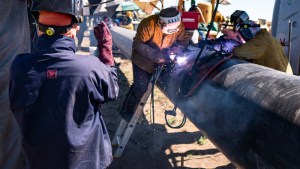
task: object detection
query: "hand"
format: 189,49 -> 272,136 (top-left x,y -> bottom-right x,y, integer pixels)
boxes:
154,51 -> 167,64
93,22 -> 114,66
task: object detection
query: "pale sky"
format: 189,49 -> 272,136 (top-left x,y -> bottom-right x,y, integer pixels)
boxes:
163,0 -> 276,21
217,0 -> 275,21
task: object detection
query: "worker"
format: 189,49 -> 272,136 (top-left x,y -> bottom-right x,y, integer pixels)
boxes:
0,1 -> 32,168
222,19 -> 293,74
119,11 -> 134,30
188,0 -> 207,42
9,1 -> 119,168
119,7 -> 192,122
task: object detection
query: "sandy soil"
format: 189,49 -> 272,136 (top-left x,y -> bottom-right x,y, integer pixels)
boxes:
99,53 -> 236,169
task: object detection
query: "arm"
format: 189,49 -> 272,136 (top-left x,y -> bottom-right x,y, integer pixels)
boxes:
133,17 -> 165,63
92,63 -> 119,102
233,30 -> 268,60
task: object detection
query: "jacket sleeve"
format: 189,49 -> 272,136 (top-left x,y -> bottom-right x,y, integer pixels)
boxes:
132,18 -> 162,61
91,63 -> 119,103
233,30 -> 268,60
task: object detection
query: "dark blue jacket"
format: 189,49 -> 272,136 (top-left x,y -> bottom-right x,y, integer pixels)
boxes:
9,35 -> 119,169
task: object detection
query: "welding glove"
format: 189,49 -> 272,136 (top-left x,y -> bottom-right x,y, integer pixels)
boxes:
93,21 -> 114,66
154,50 -> 169,65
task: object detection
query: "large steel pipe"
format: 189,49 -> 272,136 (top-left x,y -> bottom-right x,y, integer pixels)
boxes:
111,26 -> 300,169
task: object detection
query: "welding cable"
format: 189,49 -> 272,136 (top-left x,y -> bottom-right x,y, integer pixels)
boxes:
165,105 -> 187,129
149,66 -> 164,135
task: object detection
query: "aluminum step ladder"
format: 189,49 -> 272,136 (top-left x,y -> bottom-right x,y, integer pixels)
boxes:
112,66 -> 163,158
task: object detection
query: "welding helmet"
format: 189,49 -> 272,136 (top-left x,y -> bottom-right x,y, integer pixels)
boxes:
31,0 -> 83,36
235,20 -> 261,41
158,7 -> 181,34
31,0 -> 84,24
230,10 -> 261,41
230,10 -> 249,27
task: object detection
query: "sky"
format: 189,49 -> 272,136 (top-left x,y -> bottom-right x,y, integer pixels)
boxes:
164,0 -> 276,21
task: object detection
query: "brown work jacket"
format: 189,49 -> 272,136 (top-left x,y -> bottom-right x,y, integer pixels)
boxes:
132,15 -> 191,73
233,29 -> 293,74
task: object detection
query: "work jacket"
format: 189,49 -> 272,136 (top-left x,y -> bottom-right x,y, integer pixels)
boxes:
9,35 -> 119,169
233,29 -> 293,74
132,15 -> 191,73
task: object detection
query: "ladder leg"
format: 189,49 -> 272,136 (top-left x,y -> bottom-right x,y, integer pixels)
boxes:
112,66 -> 163,157
114,109 -> 144,158
112,119 -> 128,146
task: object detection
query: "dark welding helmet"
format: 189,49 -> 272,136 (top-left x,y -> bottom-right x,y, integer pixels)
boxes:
230,10 -> 249,27
235,20 -> 261,41
230,10 -> 261,41
31,0 -> 84,23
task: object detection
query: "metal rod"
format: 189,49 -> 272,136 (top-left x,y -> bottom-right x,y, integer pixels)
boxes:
288,20 -> 292,62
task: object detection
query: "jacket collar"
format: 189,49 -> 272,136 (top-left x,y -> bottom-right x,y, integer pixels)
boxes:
34,34 -> 76,53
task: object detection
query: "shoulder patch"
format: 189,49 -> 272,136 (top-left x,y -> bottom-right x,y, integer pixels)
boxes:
47,69 -> 57,79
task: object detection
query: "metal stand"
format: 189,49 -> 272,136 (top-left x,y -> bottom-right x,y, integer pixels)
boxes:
112,66 -> 163,157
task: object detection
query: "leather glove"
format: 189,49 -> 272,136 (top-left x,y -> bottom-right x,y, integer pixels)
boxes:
94,21 -> 114,66
154,51 -> 168,64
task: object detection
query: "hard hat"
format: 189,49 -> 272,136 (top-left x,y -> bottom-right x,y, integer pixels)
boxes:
31,0 -> 84,23
158,7 -> 181,34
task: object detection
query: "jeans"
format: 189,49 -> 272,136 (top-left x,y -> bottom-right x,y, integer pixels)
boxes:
119,64 -> 152,122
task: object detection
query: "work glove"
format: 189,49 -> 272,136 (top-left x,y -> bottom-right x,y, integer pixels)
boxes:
154,50 -> 168,64
94,21 -> 114,66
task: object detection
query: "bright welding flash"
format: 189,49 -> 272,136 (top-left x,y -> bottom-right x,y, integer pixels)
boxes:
169,53 -> 176,61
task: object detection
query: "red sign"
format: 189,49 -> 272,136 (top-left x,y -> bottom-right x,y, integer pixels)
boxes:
181,12 -> 199,30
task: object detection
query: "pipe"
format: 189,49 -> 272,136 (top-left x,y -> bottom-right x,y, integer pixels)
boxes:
157,54 -> 300,169
111,26 -> 300,169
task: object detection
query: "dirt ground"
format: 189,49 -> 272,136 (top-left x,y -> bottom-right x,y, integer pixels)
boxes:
99,52 -> 236,169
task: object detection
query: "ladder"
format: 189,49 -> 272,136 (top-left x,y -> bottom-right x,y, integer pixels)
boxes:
112,66 -> 163,158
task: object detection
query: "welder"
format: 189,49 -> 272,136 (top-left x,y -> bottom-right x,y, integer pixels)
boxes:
119,7 -> 192,122
9,0 -> 119,168
221,10 -> 293,74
